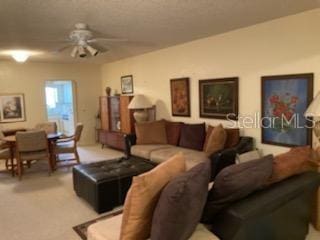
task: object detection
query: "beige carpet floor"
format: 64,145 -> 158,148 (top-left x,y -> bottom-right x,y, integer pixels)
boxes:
0,145 -> 319,240
0,145 -> 123,240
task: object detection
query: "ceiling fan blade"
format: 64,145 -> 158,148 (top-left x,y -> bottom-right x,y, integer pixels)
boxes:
51,44 -> 73,54
87,37 -> 127,43
89,43 -> 109,53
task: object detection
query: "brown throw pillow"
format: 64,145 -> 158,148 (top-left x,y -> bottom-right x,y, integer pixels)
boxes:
164,120 -> 182,146
225,128 -> 240,148
269,146 -> 312,184
204,124 -> 227,157
151,161 -> 211,240
135,120 -> 167,145
201,154 -> 274,223
120,153 -> 186,240
203,126 -> 240,150
179,123 -> 206,151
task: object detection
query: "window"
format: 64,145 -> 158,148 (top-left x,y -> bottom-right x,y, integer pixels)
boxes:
45,87 -> 58,109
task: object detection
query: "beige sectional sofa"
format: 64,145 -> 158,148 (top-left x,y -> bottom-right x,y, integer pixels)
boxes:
131,144 -> 208,170
87,213 -> 220,240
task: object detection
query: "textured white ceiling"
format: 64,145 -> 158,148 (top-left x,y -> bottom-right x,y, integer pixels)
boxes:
0,0 -> 319,64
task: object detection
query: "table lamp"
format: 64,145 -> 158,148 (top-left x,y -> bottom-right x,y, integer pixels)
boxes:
128,94 -> 152,122
305,91 -> 320,144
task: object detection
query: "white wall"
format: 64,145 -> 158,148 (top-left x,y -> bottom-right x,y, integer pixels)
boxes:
0,62 -> 101,145
101,9 -> 320,155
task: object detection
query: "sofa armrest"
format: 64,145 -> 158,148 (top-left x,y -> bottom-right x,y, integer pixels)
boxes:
208,137 -> 254,180
210,172 -> 320,240
124,134 -> 136,158
232,137 -> 254,154
209,148 -> 237,181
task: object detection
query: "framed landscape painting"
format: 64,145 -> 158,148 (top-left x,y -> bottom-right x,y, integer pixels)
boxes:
121,75 -> 133,94
170,77 -> 190,117
261,73 -> 313,147
0,93 -> 26,123
199,77 -> 238,120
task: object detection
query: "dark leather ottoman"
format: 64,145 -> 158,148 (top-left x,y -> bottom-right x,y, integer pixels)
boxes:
73,157 -> 156,213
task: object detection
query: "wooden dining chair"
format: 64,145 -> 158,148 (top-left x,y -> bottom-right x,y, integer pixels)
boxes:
35,122 -> 57,134
0,130 -> 14,176
15,130 -> 52,180
52,123 -> 83,168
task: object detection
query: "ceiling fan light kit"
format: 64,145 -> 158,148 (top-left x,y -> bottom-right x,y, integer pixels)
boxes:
62,23 -> 126,58
78,45 -> 87,58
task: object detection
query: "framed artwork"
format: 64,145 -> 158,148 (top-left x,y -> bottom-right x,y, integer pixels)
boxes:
199,77 -> 238,120
261,73 -> 313,147
170,77 -> 191,117
121,75 -> 133,94
0,93 -> 26,123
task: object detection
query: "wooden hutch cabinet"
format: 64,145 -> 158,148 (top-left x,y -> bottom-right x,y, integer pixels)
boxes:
98,95 -> 134,150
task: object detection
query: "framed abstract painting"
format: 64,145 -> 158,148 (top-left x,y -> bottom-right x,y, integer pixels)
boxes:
261,73 -> 313,147
199,77 -> 238,120
170,77 -> 190,117
0,93 -> 26,123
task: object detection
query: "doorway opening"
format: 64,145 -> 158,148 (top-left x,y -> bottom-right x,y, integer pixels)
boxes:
45,80 -> 76,136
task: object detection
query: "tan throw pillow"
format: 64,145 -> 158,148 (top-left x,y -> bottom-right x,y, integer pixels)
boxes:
135,120 -> 167,145
203,126 -> 240,150
120,153 -> 186,240
204,124 -> 227,157
269,146 -> 313,184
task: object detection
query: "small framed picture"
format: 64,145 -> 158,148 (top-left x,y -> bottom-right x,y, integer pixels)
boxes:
170,77 -> 191,117
121,75 -> 134,94
0,93 -> 26,123
199,77 -> 239,120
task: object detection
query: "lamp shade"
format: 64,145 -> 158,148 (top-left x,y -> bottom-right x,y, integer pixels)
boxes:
128,94 -> 152,109
305,91 -> 320,117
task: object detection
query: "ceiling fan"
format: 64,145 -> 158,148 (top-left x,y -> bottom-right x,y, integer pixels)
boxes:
57,23 -> 127,58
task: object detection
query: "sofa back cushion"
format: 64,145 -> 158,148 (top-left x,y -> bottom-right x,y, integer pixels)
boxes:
164,120 -> 182,145
151,160 -> 211,240
204,126 -> 240,150
135,120 -> 167,145
201,154 -> 273,223
204,124 -> 227,157
179,123 -> 206,151
269,146 -> 312,184
120,153 -> 186,240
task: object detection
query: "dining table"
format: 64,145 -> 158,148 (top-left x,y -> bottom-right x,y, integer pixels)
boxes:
3,132 -> 63,174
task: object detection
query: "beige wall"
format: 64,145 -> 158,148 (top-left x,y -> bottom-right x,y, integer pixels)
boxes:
0,62 -> 101,145
101,9 -> 320,155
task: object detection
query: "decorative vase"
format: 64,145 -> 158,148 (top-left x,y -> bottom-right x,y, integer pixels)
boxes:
105,87 -> 111,96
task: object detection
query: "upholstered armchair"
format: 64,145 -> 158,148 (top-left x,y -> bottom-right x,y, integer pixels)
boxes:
35,122 -> 57,134
52,123 -> 83,168
15,130 -> 52,180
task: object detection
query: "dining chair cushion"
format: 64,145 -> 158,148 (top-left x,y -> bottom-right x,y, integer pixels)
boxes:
0,148 -> 10,159
19,150 -> 49,161
55,142 -> 75,154
16,131 -> 48,152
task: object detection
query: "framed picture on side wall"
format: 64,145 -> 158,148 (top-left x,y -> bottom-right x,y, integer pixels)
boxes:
170,77 -> 191,117
199,77 -> 238,120
121,75 -> 134,94
0,93 -> 26,123
261,73 -> 313,147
